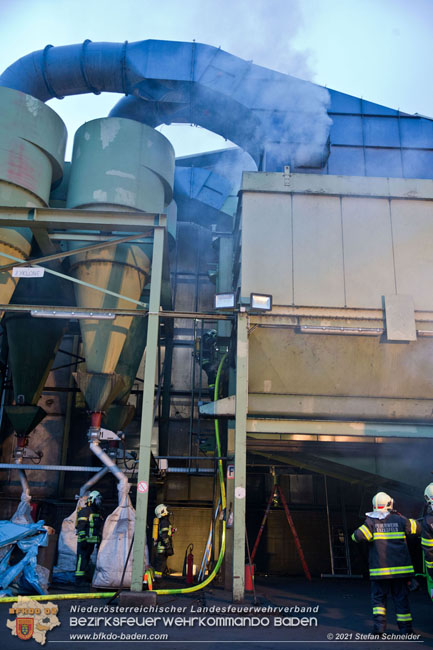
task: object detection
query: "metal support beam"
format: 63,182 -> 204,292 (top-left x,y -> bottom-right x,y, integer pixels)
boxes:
225,368 -> 236,590
233,312 -> 249,602
0,205 -> 165,232
131,226 -> 165,592
58,335 -> 79,496
0,304 -> 233,321
0,463 -> 102,472
0,248 -> 148,308
0,232 -> 152,271
246,418 -> 433,439
217,235 -> 234,339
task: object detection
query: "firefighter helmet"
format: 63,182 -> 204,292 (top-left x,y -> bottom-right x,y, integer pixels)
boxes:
155,503 -> 169,518
424,483 -> 433,507
372,491 -> 393,511
87,490 -> 102,507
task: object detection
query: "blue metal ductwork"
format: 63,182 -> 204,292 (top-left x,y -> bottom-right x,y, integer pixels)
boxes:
173,167 -> 233,228
49,160 -> 235,229
0,39 -> 331,171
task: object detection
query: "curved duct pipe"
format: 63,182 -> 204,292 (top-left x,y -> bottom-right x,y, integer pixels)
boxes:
89,440 -> 129,504
0,40 -> 331,170
173,167 -> 233,228
11,460 -> 33,525
79,466 -> 109,498
17,468 -> 31,503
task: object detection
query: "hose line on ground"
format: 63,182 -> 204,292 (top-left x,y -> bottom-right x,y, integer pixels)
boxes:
0,592 -> 116,603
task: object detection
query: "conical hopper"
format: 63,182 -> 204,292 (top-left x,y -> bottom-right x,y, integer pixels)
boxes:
4,313 -> 67,405
69,244 -> 150,375
74,370 -> 127,414
112,315 -> 149,403
103,404 -> 136,432
102,315 -> 148,431
5,405 -> 46,438
0,227 -> 32,306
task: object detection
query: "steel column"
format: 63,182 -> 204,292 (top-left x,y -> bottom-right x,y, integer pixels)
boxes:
224,426 -> 236,588
131,226 -> 164,591
233,312 -> 249,601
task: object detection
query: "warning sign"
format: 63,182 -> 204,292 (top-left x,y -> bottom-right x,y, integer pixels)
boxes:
137,481 -> 148,493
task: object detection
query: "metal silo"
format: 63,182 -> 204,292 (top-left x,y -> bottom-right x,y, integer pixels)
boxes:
0,86 -> 66,304
0,86 -> 68,498
65,117 -> 174,421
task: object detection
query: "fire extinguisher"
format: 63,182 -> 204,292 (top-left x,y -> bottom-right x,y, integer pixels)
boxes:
185,544 -> 194,584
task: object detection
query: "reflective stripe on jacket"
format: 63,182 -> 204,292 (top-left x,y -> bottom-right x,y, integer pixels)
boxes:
352,512 -> 420,580
157,515 -> 173,555
75,505 -> 104,544
422,510 -> 433,578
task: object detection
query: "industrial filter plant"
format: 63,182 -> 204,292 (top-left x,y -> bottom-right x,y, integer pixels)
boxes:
0,39 -> 432,603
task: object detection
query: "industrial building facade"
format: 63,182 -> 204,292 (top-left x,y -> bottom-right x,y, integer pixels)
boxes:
0,40 -> 432,602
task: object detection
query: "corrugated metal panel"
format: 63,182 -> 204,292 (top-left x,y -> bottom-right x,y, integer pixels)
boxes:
328,146 -> 365,176
329,90 -> 361,113
293,195 -> 345,306
391,199 -> 433,310
330,115 -> 363,146
361,100 -> 398,116
342,197 -> 395,307
364,148 -> 403,177
240,176 -> 433,312
363,117 -> 401,147
402,149 -> 433,179
400,117 -> 433,148
248,328 -> 433,399
241,192 -> 293,304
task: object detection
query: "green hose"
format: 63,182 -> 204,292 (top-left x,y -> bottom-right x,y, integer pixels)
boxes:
0,592 -> 116,603
0,354 -> 229,603
155,352 -> 228,595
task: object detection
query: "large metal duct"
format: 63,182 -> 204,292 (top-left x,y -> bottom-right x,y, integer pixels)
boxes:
0,40 -> 331,171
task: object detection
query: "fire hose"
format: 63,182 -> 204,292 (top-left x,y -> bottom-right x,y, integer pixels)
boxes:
0,353 -> 228,602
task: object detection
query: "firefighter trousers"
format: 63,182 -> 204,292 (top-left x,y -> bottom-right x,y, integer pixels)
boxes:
154,552 -> 168,577
371,578 -> 413,633
75,540 -> 97,578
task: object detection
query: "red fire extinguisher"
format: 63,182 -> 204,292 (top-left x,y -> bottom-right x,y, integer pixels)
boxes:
186,544 -> 194,584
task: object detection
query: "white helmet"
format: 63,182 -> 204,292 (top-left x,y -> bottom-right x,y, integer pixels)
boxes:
87,490 -> 102,507
372,491 -> 393,511
155,503 -> 169,518
424,483 -> 433,507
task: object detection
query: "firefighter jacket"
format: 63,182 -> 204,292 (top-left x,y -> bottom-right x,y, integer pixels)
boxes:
352,510 -> 419,580
76,505 -> 104,544
157,515 -> 174,556
421,507 -> 433,578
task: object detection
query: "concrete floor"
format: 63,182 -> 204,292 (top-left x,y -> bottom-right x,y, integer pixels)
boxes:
1,576 -> 432,649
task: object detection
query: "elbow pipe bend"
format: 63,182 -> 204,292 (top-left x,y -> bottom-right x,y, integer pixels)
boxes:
0,39 -> 331,170
89,441 -> 129,503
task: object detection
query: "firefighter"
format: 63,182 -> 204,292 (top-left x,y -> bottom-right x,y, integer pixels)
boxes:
153,503 -> 174,579
201,329 -> 218,400
422,483 -> 433,579
75,490 -> 104,583
352,491 -> 420,635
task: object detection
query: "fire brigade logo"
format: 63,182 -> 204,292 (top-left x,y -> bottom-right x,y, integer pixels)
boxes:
16,617 -> 34,640
6,596 -> 60,645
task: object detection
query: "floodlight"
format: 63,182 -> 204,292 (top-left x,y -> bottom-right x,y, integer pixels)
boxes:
214,293 -> 235,310
250,293 -> 272,311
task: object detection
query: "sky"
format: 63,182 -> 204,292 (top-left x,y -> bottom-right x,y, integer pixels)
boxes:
1,0 -> 432,160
